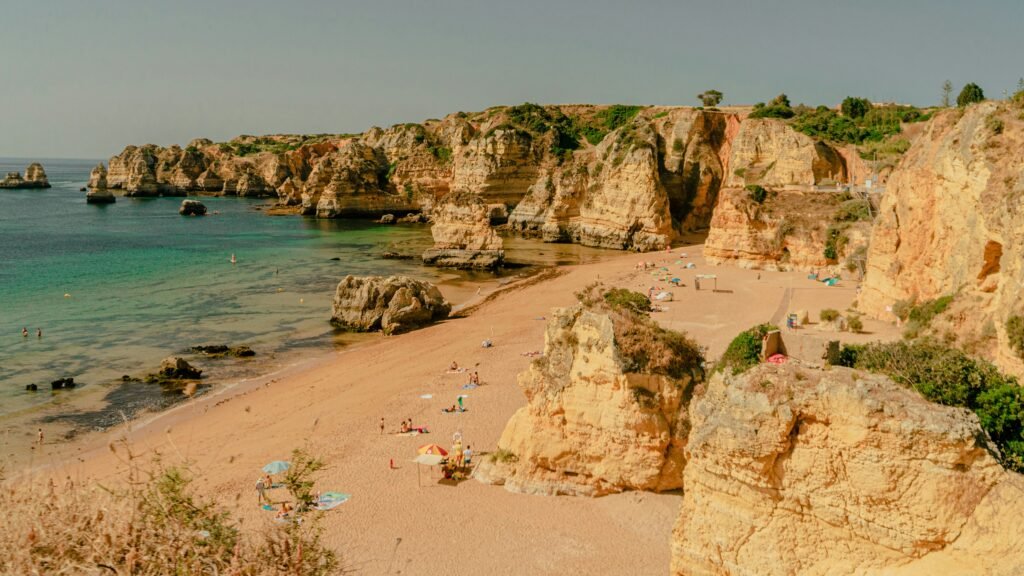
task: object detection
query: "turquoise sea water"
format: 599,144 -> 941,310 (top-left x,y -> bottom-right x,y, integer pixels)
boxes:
0,158 -> 612,424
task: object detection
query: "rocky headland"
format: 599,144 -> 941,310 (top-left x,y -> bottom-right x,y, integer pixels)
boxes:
0,162 -> 50,189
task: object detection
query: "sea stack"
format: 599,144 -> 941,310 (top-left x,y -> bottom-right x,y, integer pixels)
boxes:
0,162 -> 51,189
422,191 -> 504,269
179,199 -> 207,216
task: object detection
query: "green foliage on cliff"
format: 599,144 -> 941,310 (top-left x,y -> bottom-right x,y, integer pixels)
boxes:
957,83 -> 985,107
834,198 -> 871,222
841,96 -> 871,119
1007,316 -> 1024,359
836,340 -> 1024,472
717,324 -> 778,375
745,184 -> 768,203
749,94 -> 795,119
603,288 -> 652,314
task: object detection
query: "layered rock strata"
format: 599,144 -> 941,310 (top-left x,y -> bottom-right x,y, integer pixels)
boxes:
330,275 -> 451,335
859,103 -> 1024,375
672,363 -> 1023,576
422,191 -> 504,269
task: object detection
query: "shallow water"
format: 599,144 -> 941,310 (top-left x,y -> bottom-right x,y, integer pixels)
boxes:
0,158 -> 615,424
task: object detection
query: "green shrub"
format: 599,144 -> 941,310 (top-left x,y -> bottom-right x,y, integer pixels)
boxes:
697,90 -> 724,107
491,448 -> 519,464
717,324 -> 778,375
985,114 -> 1004,135
847,315 -> 864,333
820,309 -> 840,323
1006,316 -> 1024,358
907,295 -> 954,327
957,83 -> 985,107
603,288 -> 652,314
746,184 -> 768,203
841,97 -> 872,119
836,340 -> 1023,472
823,226 -> 845,260
834,199 -> 871,222
892,299 -> 913,321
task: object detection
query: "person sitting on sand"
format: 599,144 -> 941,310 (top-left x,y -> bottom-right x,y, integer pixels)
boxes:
469,371 -> 480,386
400,420 -> 410,433
276,502 -> 292,518
443,405 -> 457,413
449,360 -> 459,371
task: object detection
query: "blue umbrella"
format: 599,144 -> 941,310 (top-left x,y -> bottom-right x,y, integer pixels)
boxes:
262,460 -> 291,474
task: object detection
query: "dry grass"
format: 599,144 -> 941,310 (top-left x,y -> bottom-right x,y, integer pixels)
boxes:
0,441 -> 344,575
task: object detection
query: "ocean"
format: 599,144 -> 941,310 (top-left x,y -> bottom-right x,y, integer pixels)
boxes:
0,158 -> 612,426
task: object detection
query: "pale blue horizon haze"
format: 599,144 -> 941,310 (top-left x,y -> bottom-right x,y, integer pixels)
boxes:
1,0 -> 1022,159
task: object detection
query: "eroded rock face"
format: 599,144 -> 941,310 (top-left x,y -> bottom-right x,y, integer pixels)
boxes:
704,188 -> 871,272
474,304 -> 697,496
422,191 -> 504,269
88,163 -> 107,190
330,275 -> 451,335
724,118 -> 847,188
85,188 -> 115,204
672,363 -> 1021,576
859,103 -> 1024,376
0,163 -> 51,189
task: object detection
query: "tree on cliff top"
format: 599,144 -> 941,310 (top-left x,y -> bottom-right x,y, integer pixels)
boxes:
697,90 -> 723,108
841,97 -> 872,119
957,83 -> 985,107
941,80 -> 953,107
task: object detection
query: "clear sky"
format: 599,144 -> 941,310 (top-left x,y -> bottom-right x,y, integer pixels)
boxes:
2,0 -> 1021,159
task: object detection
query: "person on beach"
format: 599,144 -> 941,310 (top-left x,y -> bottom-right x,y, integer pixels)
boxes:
464,445 -> 473,465
37,428 -> 44,445
469,371 -> 480,386
37,328 -> 42,338
256,476 -> 268,503
22,327 -> 29,338
276,502 -> 292,518
449,361 -> 459,372
379,417 -> 385,435
400,420 -> 410,433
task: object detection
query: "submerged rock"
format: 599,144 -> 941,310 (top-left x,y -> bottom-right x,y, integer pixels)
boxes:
50,377 -> 76,390
179,199 -> 207,216
190,344 -> 255,357
330,275 -> 450,335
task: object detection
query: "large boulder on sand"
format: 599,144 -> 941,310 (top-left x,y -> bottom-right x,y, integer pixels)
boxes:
331,275 -> 451,335
179,199 -> 207,216
422,191 -> 504,269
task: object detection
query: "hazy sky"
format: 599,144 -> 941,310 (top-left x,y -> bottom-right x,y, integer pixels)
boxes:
2,0 -> 1021,158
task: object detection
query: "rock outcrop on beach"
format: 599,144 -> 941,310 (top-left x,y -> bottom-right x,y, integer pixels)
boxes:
422,191 -> 504,269
704,187 -> 872,272
859,102 -> 1024,376
671,363 -> 1024,576
156,357 -> 202,379
330,275 -> 451,335
475,291 -> 703,496
0,162 -> 51,189
179,199 -> 207,216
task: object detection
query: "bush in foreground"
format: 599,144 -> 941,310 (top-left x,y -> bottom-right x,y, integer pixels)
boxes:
717,324 -> 778,375
0,445 -> 343,575
836,340 -> 1024,472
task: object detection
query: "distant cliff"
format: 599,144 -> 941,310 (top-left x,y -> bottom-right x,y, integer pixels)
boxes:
0,162 -> 50,189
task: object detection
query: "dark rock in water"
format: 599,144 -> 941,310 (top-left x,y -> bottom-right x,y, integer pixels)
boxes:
122,375 -> 133,381
191,344 -> 255,358
330,257 -> 341,261
158,356 -> 202,379
192,344 -> 230,355
381,251 -> 414,260
51,377 -> 76,390
26,383 -> 38,391
79,187 -> 86,192
179,199 -> 207,216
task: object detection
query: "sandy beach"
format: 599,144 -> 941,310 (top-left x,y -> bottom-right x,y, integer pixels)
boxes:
17,243 -> 897,575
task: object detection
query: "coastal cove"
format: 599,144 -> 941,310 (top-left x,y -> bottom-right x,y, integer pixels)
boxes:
0,159 -> 616,452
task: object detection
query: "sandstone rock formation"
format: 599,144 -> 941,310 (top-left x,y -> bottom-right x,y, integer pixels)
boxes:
179,199 -> 207,216
330,275 -> 451,335
422,191 -> 504,269
0,163 -> 51,189
859,103 -> 1024,376
672,363 -> 1023,576
88,163 -> 107,190
724,118 -> 847,188
704,187 -> 872,272
474,298 -> 702,496
86,188 -> 116,204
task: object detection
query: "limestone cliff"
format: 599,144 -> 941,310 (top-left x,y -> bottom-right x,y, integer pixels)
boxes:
672,363 -> 1023,576
859,103 -> 1024,375
474,296 -> 702,496
0,162 -> 50,189
724,118 -> 848,188
704,187 -> 872,272
421,191 -> 504,269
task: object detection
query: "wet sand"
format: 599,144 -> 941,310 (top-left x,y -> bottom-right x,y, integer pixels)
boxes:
14,244 -> 898,575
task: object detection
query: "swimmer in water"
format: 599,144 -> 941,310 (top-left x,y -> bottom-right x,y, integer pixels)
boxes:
230,253 -> 237,264
22,327 -> 28,338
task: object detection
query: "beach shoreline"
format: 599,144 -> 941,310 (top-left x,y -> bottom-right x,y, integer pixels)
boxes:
9,243 -> 898,575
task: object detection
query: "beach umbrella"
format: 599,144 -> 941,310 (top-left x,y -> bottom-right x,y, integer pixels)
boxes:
412,453 -> 445,487
262,460 -> 291,474
417,444 -> 448,456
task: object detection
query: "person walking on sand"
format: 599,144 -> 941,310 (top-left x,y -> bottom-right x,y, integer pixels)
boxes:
379,417 -> 385,435
256,476 -> 268,504
37,428 -> 44,445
